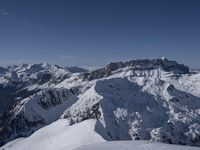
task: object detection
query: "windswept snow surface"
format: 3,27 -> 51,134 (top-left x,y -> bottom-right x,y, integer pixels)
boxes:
0,119 -> 106,150
75,141 -> 200,150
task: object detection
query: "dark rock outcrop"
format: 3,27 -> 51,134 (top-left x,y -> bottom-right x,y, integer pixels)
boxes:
83,59 -> 189,80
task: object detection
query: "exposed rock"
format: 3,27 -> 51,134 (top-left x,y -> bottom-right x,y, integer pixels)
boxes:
83,59 -> 189,80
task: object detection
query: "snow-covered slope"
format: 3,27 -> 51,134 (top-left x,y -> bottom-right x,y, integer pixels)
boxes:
0,58 -> 200,148
0,63 -> 72,145
0,88 -> 78,145
75,141 -> 199,150
0,119 -> 106,150
58,59 -> 200,146
1,120 -> 199,150
0,63 -> 70,113
59,75 -> 200,146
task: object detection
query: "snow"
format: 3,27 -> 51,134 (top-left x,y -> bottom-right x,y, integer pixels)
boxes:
1,59 -> 200,148
2,119 -> 199,150
58,68 -> 200,146
162,56 -> 167,61
0,119 -> 105,150
14,88 -> 77,123
75,141 -> 200,150
1,62 -> 70,83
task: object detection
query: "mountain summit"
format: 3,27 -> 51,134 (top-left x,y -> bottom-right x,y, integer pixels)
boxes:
83,58 -> 189,80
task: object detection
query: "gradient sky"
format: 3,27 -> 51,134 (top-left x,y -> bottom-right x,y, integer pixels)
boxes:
0,0 -> 200,68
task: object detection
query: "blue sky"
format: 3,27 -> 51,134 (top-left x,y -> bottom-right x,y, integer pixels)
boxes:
0,0 -> 200,68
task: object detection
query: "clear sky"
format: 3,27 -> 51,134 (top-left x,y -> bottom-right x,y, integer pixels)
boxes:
0,0 -> 200,68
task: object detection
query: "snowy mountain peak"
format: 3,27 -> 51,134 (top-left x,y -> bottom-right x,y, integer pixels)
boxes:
0,62 -> 72,116
161,56 -> 168,61
0,62 -> 71,83
83,58 -> 189,80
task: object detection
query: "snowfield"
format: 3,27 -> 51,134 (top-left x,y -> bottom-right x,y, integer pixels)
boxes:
1,119 -> 199,150
0,119 -> 105,150
75,141 -> 200,150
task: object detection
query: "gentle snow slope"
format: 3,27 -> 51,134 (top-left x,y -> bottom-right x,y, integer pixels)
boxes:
0,119 -> 105,150
75,141 -> 199,150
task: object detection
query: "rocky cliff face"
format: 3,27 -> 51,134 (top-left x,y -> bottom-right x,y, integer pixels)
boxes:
0,59 -> 200,147
83,59 -> 189,81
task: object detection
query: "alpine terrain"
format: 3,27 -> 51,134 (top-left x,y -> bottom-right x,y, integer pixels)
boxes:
0,58 -> 200,150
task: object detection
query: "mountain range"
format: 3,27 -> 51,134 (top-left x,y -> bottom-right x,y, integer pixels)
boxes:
0,58 -> 200,149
